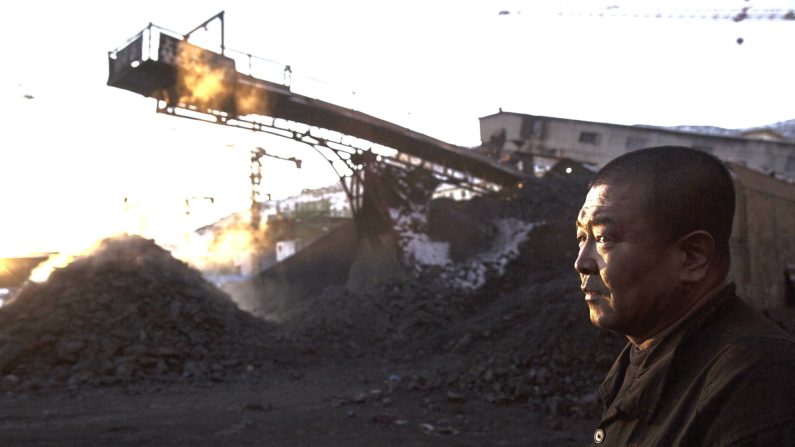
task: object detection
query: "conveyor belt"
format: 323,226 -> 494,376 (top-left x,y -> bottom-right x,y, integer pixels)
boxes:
107,31 -> 524,187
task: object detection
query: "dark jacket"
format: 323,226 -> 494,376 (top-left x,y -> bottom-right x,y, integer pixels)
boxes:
591,284 -> 795,446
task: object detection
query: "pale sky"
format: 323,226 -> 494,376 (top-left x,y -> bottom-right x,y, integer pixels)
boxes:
1,0 -> 794,255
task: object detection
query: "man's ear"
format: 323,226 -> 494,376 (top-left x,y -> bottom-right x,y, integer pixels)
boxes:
677,230 -> 716,283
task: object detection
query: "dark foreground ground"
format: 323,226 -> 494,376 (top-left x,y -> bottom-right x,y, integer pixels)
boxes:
0,361 -> 596,446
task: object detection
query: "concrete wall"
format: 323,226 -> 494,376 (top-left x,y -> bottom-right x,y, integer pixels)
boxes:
480,113 -> 526,152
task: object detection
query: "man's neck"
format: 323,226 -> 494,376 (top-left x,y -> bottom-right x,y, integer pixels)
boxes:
630,279 -> 728,350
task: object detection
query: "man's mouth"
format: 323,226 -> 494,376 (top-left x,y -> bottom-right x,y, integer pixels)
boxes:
582,288 -> 605,301
581,277 -> 609,300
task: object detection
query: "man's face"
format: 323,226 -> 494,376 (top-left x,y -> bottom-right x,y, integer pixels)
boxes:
574,182 -> 683,340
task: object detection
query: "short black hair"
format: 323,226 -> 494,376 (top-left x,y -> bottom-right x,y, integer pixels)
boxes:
591,146 -> 735,267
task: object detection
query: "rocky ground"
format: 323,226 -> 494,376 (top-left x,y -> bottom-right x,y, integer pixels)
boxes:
0,363 -> 597,446
0,168 -> 626,446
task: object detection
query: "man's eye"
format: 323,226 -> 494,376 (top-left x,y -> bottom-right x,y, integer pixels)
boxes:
577,234 -> 587,244
596,236 -> 610,244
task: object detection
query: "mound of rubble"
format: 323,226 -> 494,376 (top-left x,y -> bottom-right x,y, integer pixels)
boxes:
0,235 -> 281,391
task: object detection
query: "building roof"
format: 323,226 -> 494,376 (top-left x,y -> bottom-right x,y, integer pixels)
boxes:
663,119 -> 795,142
481,111 -> 795,146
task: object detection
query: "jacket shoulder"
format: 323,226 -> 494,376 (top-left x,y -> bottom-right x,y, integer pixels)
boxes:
694,302 -> 795,446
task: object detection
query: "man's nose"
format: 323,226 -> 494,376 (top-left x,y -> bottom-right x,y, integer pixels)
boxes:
574,241 -> 599,275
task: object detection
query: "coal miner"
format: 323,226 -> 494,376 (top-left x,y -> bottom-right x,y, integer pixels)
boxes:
574,146 -> 795,446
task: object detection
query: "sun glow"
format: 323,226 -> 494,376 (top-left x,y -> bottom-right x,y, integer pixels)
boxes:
235,81 -> 270,117
174,214 -> 269,277
176,43 -> 231,109
28,252 -> 78,283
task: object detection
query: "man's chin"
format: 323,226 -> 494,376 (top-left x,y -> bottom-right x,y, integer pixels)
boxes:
587,307 -> 614,331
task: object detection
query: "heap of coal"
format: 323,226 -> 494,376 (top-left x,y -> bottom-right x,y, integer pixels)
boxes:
283,166 -> 624,417
0,236 -> 279,391
0,163 -> 625,420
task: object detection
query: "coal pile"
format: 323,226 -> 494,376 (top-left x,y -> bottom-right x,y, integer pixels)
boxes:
0,164 -> 625,422
0,235 -> 280,391
283,168 -> 624,417
285,230 -> 622,418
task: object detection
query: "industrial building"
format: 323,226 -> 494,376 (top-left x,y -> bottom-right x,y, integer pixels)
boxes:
479,111 -> 795,183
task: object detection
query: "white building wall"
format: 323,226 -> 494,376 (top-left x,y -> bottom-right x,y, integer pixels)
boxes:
480,113 -> 526,151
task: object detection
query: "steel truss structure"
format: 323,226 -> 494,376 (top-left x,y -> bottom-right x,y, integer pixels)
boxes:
156,102 -> 502,217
